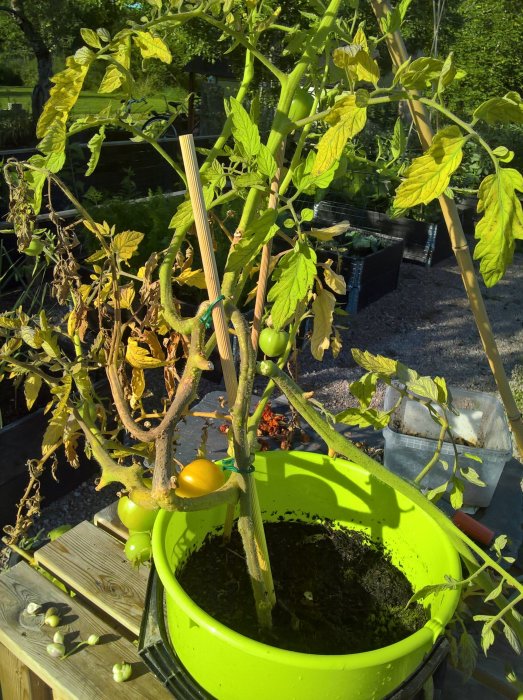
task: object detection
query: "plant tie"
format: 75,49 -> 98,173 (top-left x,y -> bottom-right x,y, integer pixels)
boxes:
199,294 -> 225,328
221,457 -> 255,474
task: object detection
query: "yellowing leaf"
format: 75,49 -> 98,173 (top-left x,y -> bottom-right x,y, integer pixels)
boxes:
126,338 -> 165,369
323,261 -> 346,294
352,348 -> 397,376
98,64 -> 124,93
394,126 -> 466,208
81,28 -> 102,49
133,31 -> 172,63
85,126 -> 106,176
311,288 -> 336,361
24,374 -> 42,410
333,29 -> 379,85
176,268 -> 207,289
140,330 -> 165,361
309,220 -> 351,241
37,58 -> 88,142
131,367 -> 145,406
313,95 -> 367,176
112,230 -> 144,261
474,168 -> 523,286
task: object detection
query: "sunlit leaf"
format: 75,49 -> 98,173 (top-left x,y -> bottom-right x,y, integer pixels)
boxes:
313,95 -> 367,175
24,374 -> 42,410
133,31 -> 172,63
112,230 -> 144,261
85,126 -> 106,176
229,97 -> 261,157
394,126 -> 466,208
474,168 -> 523,286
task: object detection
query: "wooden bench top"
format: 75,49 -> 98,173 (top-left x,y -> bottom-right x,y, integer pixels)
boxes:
0,502 -> 173,699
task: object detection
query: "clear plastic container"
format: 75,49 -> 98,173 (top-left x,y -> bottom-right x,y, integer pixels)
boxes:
383,386 -> 512,507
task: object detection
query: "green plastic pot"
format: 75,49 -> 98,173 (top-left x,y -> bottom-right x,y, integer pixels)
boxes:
153,451 -> 460,700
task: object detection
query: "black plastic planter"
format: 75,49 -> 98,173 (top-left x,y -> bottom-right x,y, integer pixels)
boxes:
311,200 -> 453,267
139,564 -> 450,700
316,232 -> 405,313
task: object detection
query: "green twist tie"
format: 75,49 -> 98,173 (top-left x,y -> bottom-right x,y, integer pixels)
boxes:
199,295 -> 225,329
221,458 -> 255,474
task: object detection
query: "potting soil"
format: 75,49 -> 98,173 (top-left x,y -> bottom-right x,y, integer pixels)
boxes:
177,520 -> 428,654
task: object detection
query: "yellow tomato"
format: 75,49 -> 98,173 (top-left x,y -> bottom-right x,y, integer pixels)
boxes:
175,458 -> 225,498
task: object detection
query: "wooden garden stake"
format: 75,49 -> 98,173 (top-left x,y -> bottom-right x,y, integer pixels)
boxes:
179,134 -> 238,405
370,0 -> 523,458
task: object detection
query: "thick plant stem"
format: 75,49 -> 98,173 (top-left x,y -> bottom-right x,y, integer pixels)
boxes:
369,0 -> 523,459
231,309 -> 276,626
257,360 -> 523,644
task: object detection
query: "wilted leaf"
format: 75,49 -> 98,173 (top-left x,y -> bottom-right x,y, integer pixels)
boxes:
176,268 -> 207,289
323,262 -> 346,294
126,338 -> 165,369
309,221 -> 351,241
394,126 -> 466,208
85,126 -> 106,176
311,288 -> 336,360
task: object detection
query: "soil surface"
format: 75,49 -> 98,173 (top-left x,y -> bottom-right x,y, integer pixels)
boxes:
178,519 -> 428,654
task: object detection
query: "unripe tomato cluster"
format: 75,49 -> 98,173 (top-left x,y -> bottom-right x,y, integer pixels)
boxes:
119,459 -> 225,564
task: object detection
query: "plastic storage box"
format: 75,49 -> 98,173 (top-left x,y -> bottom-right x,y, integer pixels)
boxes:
382,385 -> 512,508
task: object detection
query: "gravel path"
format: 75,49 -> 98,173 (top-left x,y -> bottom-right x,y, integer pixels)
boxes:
2,252 -> 523,566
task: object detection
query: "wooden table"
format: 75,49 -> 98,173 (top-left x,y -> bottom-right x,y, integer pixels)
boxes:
0,504 -> 172,700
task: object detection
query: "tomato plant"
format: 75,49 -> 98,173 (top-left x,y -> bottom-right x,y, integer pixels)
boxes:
124,532 -> 152,564
176,458 -> 226,498
117,496 -> 159,532
259,328 -> 289,357
24,238 -> 44,256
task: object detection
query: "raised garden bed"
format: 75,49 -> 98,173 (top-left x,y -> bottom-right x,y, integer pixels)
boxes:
315,229 -> 405,313
311,200 -> 453,267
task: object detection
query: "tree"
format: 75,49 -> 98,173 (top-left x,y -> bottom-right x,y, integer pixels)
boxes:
0,0 -> 136,119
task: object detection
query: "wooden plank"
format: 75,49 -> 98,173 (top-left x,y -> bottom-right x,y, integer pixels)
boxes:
93,503 -> 128,541
34,522 -> 148,636
0,642 -> 53,700
0,562 -> 172,700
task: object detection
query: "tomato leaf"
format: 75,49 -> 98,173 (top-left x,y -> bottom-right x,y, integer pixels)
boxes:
474,91 -> 523,125
394,126 -> 466,208
112,230 -> 144,262
268,244 -> 317,330
225,209 -> 278,273
85,126 -> 106,176
311,287 -> 336,360
24,374 -> 42,410
133,31 -> 172,63
229,97 -> 261,157
313,95 -> 367,176
473,168 -> 523,286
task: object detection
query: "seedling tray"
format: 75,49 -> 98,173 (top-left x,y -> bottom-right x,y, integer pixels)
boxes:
139,564 -> 449,700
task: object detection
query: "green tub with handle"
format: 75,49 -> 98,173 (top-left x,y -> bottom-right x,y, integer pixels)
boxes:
152,451 -> 460,700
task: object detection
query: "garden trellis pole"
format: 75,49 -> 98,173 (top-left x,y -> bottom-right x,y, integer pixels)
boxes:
370,0 -> 523,458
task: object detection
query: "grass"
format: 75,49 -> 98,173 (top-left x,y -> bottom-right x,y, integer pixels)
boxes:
0,86 -> 184,118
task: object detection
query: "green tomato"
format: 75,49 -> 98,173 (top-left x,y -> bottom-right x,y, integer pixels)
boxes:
288,88 -> 314,124
124,532 -> 152,565
258,328 -> 289,357
117,496 -> 159,532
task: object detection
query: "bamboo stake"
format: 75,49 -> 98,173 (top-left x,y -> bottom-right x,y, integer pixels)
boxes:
251,140 -> 286,350
370,0 -> 523,457
179,134 -> 238,405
